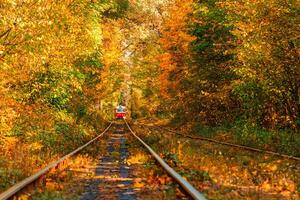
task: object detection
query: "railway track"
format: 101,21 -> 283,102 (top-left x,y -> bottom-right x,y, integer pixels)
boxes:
0,121 -> 206,200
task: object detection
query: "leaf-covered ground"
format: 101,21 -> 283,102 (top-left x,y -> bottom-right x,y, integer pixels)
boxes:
2,122 -> 299,199
131,122 -> 300,199
12,123 -> 191,199
11,132 -> 110,200
126,131 -> 191,199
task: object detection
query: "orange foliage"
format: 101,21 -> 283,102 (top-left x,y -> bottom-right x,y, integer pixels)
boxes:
158,0 -> 195,97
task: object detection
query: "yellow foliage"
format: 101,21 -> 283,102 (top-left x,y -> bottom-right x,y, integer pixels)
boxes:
126,152 -> 149,165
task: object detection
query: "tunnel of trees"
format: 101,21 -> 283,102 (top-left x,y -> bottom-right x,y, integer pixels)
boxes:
0,0 -> 299,197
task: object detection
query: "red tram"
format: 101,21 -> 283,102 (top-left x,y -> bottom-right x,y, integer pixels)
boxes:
115,105 -> 126,119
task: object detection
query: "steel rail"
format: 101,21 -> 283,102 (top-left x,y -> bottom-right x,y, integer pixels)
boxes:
144,124 -> 300,162
124,120 -> 206,200
0,122 -> 113,200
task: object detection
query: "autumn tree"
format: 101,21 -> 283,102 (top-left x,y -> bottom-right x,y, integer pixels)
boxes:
221,0 -> 300,129
177,0 -> 236,126
158,0 -> 195,98
0,0 -> 131,190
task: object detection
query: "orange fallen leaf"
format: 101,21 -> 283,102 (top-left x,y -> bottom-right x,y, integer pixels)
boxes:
18,194 -> 29,200
261,182 -> 271,191
134,181 -> 145,188
45,181 -> 57,190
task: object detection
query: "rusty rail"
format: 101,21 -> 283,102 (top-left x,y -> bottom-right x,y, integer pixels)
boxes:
125,120 -> 206,200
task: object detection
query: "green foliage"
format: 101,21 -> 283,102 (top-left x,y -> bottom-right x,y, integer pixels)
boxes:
233,119 -> 300,155
193,123 -> 222,138
155,108 -> 169,119
162,151 -> 181,167
0,168 -> 25,191
7,125 -> 24,137
130,111 -> 138,120
169,109 -> 187,126
143,134 -> 160,145
75,53 -> 102,69
35,122 -> 88,154
76,104 -> 88,119
193,120 -> 300,156
232,80 -> 265,117
45,87 -> 71,111
19,70 -> 73,111
233,119 -> 272,147
179,169 -> 211,182
193,41 -> 213,52
296,117 -> 300,126
55,122 -> 70,134
36,131 -> 58,152
32,191 -> 63,200
101,0 -> 129,18
143,88 -> 153,98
